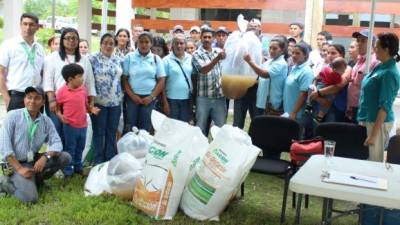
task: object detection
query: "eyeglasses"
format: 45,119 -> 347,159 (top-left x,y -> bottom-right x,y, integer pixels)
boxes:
64,36 -> 78,42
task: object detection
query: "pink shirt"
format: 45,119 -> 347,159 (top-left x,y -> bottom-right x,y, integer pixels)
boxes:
347,54 -> 379,109
56,85 -> 88,128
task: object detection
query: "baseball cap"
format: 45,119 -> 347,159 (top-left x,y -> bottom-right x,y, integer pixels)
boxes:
190,26 -> 201,33
25,86 -> 45,97
216,26 -> 229,34
173,25 -> 184,33
352,29 -> 375,41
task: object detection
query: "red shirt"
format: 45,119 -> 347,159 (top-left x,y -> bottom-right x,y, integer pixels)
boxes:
319,67 -> 342,86
56,84 -> 88,128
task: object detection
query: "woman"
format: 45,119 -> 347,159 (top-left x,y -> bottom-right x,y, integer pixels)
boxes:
186,39 -> 197,55
358,32 -> 400,162
348,40 -> 359,67
43,28 -> 96,138
79,39 -> 89,56
162,34 -> 193,122
244,35 -> 288,116
283,43 -> 314,124
152,36 -> 169,58
89,33 -> 123,164
122,32 -> 166,132
310,44 -> 352,122
114,28 -> 132,59
47,36 -> 60,53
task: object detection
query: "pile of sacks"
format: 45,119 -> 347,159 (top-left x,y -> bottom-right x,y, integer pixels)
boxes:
84,111 -> 260,221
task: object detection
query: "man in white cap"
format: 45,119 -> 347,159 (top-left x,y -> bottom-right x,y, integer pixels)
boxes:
247,18 -> 269,59
172,25 -> 184,37
213,26 -> 229,49
190,26 -> 201,45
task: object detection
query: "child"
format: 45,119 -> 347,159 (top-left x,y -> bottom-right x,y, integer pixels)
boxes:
306,57 -> 347,122
56,63 -> 99,179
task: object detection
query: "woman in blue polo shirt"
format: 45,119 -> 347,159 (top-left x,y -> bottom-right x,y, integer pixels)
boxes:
162,34 -> 193,122
283,43 -> 314,124
358,32 -> 400,162
122,32 -> 166,132
244,35 -> 288,116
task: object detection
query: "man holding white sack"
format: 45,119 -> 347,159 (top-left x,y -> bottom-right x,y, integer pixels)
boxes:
192,27 -> 227,136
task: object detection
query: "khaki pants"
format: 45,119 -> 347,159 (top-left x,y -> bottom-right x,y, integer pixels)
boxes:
361,122 -> 393,162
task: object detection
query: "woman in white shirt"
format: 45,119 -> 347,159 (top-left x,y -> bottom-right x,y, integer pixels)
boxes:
43,28 -> 96,139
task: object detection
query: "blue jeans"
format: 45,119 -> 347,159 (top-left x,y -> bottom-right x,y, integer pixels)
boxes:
91,105 -> 121,165
233,84 -> 258,129
196,96 -> 227,136
45,105 -> 64,144
124,95 -> 155,133
168,99 -> 191,123
63,124 -> 87,176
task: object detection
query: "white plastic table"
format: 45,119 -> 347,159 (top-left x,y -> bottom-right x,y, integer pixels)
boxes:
289,155 -> 400,225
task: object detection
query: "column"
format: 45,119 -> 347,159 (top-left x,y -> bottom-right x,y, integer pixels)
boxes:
4,0 -> 23,40
304,0 -> 324,49
116,0 -> 133,31
78,0 -> 92,50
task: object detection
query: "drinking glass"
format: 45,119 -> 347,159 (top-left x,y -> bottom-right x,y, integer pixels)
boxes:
323,140 -> 336,172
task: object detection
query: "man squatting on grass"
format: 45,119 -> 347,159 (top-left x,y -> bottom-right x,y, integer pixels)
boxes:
0,87 -> 71,203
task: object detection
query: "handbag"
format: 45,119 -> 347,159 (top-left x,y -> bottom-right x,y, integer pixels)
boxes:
264,78 -> 284,116
290,137 -> 324,166
173,59 -> 195,117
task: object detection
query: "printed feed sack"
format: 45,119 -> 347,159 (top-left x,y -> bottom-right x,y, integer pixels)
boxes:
180,125 -> 261,221
132,115 -> 208,220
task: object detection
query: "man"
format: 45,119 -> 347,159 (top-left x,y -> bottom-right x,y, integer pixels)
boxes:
172,25 -> 185,37
0,87 -> 71,203
213,26 -> 229,49
289,22 -> 311,51
346,29 -> 380,122
0,13 -> 45,111
247,18 -> 269,59
131,24 -> 144,49
189,26 -> 201,46
309,31 -> 332,67
192,27 -> 227,135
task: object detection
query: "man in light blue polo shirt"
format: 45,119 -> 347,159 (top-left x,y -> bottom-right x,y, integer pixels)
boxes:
122,32 -> 166,132
162,34 -> 193,122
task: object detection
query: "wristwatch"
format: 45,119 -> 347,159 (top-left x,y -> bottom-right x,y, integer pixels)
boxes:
43,152 -> 51,160
150,94 -> 156,101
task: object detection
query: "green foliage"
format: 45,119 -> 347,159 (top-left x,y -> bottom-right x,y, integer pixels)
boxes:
24,0 -> 79,19
0,16 -> 4,29
35,28 -> 55,49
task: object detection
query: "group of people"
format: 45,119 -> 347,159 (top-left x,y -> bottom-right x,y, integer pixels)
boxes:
0,12 -> 399,204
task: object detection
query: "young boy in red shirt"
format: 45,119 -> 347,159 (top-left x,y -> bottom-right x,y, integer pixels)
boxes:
306,57 -> 347,122
56,63 -> 99,179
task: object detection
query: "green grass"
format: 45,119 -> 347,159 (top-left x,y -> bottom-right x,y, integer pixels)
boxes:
0,172 -> 359,225
0,112 -> 358,225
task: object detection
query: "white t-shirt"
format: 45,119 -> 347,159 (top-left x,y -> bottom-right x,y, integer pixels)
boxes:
0,36 -> 45,91
43,51 -> 96,96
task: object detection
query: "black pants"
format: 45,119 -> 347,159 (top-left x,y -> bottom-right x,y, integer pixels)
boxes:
7,91 -> 25,112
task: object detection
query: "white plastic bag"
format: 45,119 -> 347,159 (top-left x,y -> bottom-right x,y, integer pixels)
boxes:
180,125 -> 261,221
132,111 -> 208,220
107,152 -> 143,200
82,114 -> 92,162
84,162 -> 111,196
117,127 -> 153,159
220,15 -> 262,99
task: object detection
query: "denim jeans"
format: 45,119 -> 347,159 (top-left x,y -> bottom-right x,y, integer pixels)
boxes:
124,95 -> 155,133
196,96 -> 227,136
233,84 -> 258,129
91,105 -> 121,165
63,124 -> 87,176
45,103 -> 64,144
168,99 -> 191,123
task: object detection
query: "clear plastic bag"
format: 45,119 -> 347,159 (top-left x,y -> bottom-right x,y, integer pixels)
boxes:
117,127 -> 153,159
106,152 -> 142,200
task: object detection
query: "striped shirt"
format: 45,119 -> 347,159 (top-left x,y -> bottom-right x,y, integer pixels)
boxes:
192,46 -> 224,98
0,108 -> 62,162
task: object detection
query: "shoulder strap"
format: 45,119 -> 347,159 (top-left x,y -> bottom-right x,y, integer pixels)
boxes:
173,59 -> 192,94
